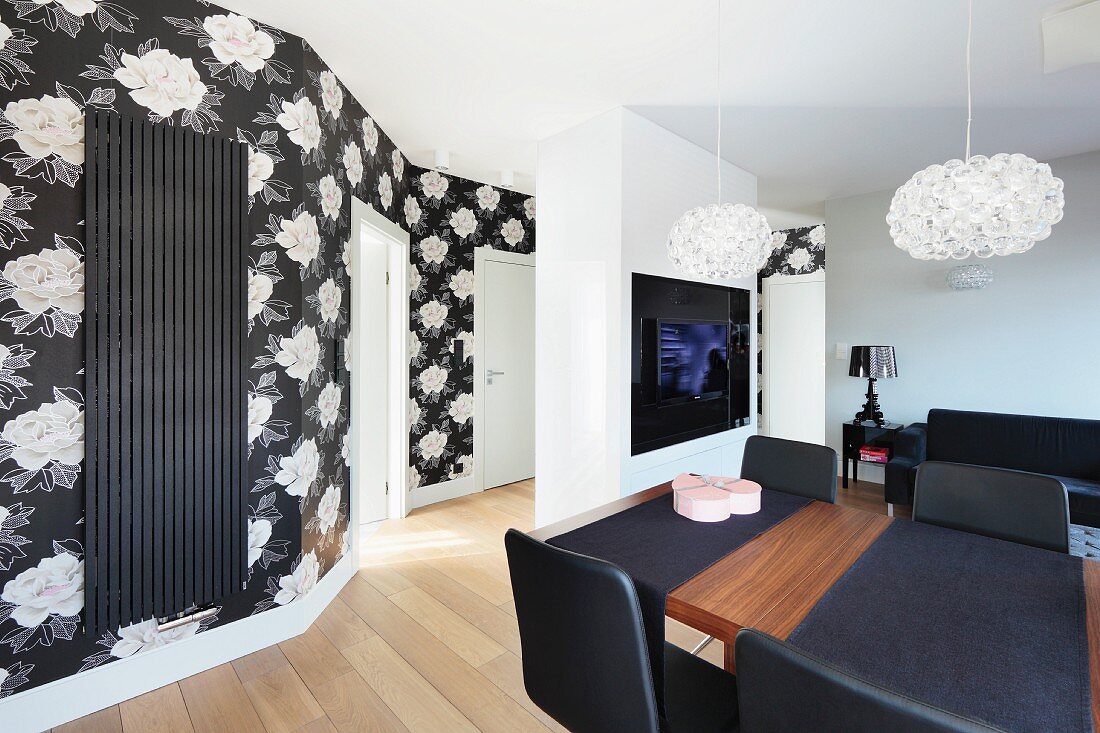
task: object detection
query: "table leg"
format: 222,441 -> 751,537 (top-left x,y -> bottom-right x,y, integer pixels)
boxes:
842,452 -> 849,489
853,456 -> 859,484
724,639 -> 735,673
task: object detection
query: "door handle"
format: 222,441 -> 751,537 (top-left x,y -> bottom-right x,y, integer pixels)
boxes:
487,369 -> 504,385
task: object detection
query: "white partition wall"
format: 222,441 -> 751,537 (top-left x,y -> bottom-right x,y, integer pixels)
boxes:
535,108 -> 759,527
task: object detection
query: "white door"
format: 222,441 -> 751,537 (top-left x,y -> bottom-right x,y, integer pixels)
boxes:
482,259 -> 536,489
357,234 -> 388,524
763,273 -> 826,444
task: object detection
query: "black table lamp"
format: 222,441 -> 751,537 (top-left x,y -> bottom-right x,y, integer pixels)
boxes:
849,346 -> 897,426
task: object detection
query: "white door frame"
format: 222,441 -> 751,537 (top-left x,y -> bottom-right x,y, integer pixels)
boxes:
349,196 -> 409,554
761,269 -> 825,439
473,247 -> 536,493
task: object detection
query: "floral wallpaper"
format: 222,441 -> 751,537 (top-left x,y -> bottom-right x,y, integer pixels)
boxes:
757,224 -> 826,430
405,171 -> 535,489
0,0 -> 446,701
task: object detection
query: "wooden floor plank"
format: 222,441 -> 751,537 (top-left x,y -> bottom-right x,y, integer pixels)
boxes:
313,596 -> 377,650
279,625 -> 355,690
119,684 -> 194,733
178,664 -> 266,733
311,670 -> 411,733
232,645 -> 291,683
342,636 -> 479,733
292,717 -> 338,733
358,565 -> 414,596
391,559 -> 522,655
242,665 -> 326,733
391,585 -> 508,667
53,706 -> 123,733
340,576 -> 547,733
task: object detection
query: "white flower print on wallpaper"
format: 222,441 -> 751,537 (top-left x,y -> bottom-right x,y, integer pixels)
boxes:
403,195 -> 423,232
0,235 -> 84,338
274,93 -> 321,159
272,550 -> 319,606
274,322 -> 322,390
448,207 -> 477,240
361,115 -> 378,157
274,437 -> 319,500
0,92 -> 89,186
391,148 -> 404,181
316,173 -> 342,221
0,546 -> 83,653
377,171 -> 392,210
0,1 -> 413,699
82,39 -> 225,133
342,141 -> 363,188
113,48 -> 207,117
449,269 -> 473,301
165,12 -> 293,91
0,391 -> 83,493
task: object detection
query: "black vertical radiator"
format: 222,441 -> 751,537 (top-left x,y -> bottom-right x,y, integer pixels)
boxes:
84,110 -> 247,635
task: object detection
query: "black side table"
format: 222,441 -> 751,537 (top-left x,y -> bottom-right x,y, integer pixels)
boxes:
841,421 -> 905,489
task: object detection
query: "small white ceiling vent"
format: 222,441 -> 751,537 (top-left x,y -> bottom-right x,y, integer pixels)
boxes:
1043,1 -> 1100,73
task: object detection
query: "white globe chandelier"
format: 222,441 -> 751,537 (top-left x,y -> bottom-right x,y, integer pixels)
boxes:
887,0 -> 1065,261
667,1 -> 772,280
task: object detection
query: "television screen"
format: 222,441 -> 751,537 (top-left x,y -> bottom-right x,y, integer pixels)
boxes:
658,321 -> 729,405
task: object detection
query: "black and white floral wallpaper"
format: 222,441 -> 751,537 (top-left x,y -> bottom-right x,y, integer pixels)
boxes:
0,0 -> 532,700
756,224 -> 826,429
405,173 -> 535,489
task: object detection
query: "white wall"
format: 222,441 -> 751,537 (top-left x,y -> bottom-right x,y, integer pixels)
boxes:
535,109 -> 624,527
535,108 -> 759,526
825,149 -> 1100,483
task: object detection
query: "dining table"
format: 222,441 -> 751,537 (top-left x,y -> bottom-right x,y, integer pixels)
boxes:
529,481 -> 1100,733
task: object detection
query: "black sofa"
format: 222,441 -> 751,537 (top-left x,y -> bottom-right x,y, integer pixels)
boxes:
885,409 -> 1100,528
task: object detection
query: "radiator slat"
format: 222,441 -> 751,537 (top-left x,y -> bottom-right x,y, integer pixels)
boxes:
85,112 -> 246,635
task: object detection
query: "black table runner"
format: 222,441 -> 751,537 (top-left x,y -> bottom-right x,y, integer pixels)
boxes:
549,489 -> 811,715
788,520 -> 1091,733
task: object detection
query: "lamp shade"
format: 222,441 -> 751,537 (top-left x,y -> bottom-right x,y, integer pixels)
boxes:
849,346 -> 897,379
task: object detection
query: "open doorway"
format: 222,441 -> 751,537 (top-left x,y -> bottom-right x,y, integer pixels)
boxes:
348,197 -> 409,545
474,248 -> 536,492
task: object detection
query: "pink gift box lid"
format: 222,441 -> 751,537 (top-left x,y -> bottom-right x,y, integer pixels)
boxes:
726,479 -> 762,495
676,486 -> 733,502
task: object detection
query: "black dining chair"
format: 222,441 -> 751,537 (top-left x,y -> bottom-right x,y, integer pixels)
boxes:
913,461 -> 1070,553
734,629 -> 1005,733
740,435 -> 838,503
504,529 -> 739,733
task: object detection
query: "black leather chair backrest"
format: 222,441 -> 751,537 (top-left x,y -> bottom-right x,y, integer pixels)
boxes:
741,434 -> 838,503
913,461 -> 1070,553
735,629 -> 1005,733
504,529 -> 659,733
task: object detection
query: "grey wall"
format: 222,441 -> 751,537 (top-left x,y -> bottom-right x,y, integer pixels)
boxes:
825,149 -> 1100,481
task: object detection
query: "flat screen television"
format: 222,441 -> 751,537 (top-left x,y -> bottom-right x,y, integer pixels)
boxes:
657,320 -> 729,406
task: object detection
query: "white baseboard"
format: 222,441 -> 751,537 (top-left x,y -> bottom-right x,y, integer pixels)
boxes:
2,554 -> 356,733
410,475 -> 476,509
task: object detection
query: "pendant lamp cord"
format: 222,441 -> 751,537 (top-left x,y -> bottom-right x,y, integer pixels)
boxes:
964,0 -> 973,161
717,0 -> 722,204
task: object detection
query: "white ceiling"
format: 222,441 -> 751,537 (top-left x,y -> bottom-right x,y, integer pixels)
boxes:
218,0 -> 1100,212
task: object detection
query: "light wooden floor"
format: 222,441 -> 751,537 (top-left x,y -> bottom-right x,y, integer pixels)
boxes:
57,477 -> 899,733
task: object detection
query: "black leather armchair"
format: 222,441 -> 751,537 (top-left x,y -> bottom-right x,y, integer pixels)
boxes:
884,409 -> 1100,528
884,422 -> 927,505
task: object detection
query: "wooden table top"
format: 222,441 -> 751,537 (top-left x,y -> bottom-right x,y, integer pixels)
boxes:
530,482 -> 1100,730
